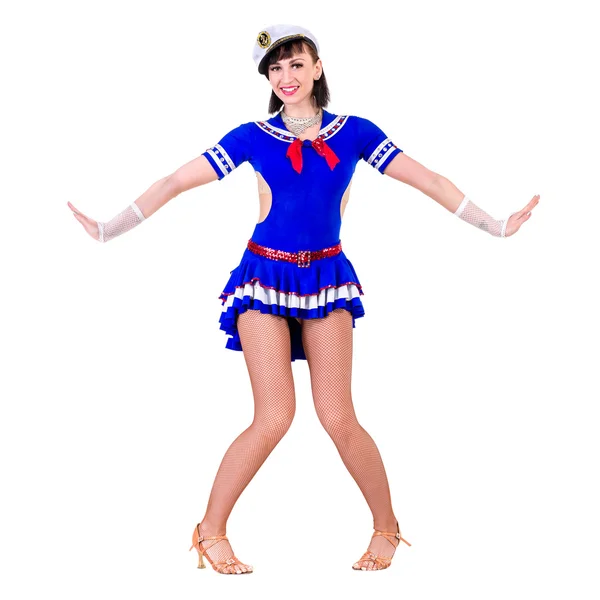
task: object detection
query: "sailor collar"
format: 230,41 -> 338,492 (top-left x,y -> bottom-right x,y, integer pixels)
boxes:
255,109 -> 349,143
254,109 -> 348,174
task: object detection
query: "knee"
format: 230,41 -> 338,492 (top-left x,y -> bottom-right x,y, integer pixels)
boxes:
315,406 -> 360,444
252,406 -> 295,443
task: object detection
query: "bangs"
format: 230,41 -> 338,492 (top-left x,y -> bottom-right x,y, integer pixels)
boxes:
267,39 -> 312,66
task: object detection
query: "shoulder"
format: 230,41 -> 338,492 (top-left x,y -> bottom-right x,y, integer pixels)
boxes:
346,114 -> 383,131
331,114 -> 382,138
237,120 -> 260,135
216,120 -> 258,145
346,115 -> 396,147
341,114 -> 372,123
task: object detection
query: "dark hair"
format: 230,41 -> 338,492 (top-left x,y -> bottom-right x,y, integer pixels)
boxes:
263,39 -> 330,114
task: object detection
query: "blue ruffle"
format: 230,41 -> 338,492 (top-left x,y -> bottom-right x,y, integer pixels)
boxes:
217,247 -> 365,361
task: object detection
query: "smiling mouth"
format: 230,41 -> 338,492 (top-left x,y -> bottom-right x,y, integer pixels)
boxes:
281,86 -> 299,92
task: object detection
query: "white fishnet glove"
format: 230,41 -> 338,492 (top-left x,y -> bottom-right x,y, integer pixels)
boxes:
98,203 -> 145,242
455,195 -> 516,237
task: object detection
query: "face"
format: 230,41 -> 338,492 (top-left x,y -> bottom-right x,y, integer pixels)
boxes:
267,47 -> 322,108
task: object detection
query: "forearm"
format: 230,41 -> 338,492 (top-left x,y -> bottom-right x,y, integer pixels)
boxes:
428,174 -> 513,237
426,174 -> 466,212
98,175 -> 179,242
134,175 -> 179,219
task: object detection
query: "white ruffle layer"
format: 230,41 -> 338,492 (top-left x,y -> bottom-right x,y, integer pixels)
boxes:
221,279 -> 363,313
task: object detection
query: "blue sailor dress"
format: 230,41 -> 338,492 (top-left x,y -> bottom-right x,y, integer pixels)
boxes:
201,108 -> 402,361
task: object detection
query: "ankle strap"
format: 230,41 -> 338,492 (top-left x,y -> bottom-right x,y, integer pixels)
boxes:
197,534 -> 228,542
373,529 -> 411,548
195,524 -> 228,544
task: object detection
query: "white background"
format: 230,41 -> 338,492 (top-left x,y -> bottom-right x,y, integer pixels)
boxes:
1,0 -> 599,598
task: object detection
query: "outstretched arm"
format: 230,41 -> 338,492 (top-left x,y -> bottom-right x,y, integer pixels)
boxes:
382,153 -> 539,237
68,155 -> 219,242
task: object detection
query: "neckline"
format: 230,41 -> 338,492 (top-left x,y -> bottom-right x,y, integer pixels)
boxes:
269,108 -> 336,140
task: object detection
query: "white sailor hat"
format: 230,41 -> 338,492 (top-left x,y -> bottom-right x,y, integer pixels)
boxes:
252,24 -> 320,75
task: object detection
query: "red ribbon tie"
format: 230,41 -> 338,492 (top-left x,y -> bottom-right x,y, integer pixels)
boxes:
312,137 -> 340,170
286,137 -> 340,174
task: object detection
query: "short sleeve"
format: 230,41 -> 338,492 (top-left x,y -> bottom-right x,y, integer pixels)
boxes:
354,116 -> 403,174
201,122 -> 254,180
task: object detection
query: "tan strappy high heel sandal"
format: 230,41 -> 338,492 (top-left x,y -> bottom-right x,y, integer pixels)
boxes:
188,523 -> 254,574
352,520 -> 411,571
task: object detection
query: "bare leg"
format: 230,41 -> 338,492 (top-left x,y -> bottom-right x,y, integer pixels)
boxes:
196,310 -> 296,573
301,308 -> 402,570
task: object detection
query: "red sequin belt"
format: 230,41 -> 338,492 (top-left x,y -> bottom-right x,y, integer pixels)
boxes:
247,239 -> 342,268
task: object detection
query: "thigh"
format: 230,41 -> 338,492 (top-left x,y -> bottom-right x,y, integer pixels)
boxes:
300,308 -> 354,404
236,309 -> 296,423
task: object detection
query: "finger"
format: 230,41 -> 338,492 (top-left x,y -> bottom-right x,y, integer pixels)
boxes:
507,211 -> 531,235
517,212 -> 532,228
527,195 -> 540,211
74,210 -> 94,225
513,207 -> 528,220
515,197 -> 539,220
72,213 -> 99,238
68,201 -> 81,214
517,211 -> 532,222
72,213 -> 93,231
513,210 -> 528,221
69,203 -> 92,221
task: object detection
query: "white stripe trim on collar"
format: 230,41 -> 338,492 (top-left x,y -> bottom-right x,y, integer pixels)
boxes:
254,115 -> 348,143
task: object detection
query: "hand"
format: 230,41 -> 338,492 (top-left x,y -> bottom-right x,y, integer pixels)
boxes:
505,194 -> 540,237
67,201 -> 100,241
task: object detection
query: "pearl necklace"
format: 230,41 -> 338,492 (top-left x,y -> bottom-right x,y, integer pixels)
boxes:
281,107 -> 323,136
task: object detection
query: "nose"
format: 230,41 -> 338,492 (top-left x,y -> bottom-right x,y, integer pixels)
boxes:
280,65 -> 297,84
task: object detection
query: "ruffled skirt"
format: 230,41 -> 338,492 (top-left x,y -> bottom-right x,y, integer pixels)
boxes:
218,246 -> 365,361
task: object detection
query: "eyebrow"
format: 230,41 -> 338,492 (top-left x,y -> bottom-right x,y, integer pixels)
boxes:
271,57 -> 306,65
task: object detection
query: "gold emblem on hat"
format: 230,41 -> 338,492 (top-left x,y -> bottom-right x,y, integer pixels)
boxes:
257,31 -> 271,49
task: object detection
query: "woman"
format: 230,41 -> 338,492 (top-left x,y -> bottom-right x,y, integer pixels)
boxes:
68,24 -> 539,575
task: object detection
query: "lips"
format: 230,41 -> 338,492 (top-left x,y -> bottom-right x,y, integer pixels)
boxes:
281,86 -> 299,95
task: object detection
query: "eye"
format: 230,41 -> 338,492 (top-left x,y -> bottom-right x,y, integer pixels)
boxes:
270,63 -> 303,71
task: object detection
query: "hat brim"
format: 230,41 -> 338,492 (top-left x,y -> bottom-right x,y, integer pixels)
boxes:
258,35 -> 318,75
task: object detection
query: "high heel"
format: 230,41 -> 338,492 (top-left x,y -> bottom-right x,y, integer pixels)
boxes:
352,520 -> 411,571
188,523 -> 254,574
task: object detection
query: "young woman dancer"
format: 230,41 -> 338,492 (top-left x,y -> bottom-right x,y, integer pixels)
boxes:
68,24 -> 539,574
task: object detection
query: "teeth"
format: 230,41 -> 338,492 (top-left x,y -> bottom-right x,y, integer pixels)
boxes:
282,87 -> 298,91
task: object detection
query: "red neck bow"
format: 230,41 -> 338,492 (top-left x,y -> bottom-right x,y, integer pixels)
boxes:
286,136 -> 340,174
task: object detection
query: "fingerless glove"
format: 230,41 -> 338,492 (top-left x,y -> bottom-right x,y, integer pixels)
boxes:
455,195 -> 516,237
98,203 -> 145,242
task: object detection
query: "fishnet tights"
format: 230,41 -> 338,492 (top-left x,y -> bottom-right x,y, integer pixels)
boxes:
301,309 -> 401,568
196,308 -> 400,572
